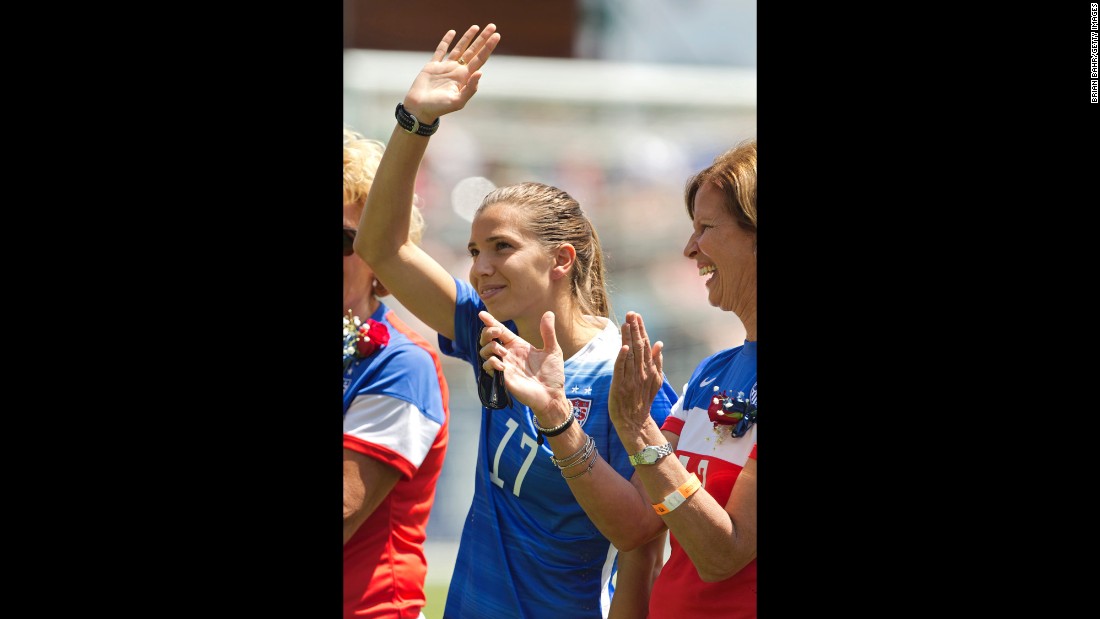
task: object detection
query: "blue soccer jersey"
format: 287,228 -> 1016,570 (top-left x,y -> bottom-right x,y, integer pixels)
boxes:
439,278 -> 677,619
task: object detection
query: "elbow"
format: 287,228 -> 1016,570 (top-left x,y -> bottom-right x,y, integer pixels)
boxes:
695,554 -> 754,583
612,527 -> 664,554
697,565 -> 738,583
613,535 -> 645,553
343,502 -> 359,524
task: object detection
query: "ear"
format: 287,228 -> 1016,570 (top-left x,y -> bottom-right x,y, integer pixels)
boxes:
549,244 -> 576,282
371,277 -> 390,297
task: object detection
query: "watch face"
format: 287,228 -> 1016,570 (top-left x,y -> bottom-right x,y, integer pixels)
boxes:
641,447 -> 657,464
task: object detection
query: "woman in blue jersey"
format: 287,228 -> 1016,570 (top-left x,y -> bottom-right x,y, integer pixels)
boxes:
479,142 -> 758,618
354,24 -> 677,619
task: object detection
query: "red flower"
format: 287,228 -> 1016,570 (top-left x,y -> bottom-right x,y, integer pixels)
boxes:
707,390 -> 746,426
356,319 -> 390,358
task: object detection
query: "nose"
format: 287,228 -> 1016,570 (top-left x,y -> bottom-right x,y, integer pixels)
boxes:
683,231 -> 699,259
471,253 -> 495,277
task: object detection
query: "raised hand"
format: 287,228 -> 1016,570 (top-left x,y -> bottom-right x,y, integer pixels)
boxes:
609,311 -> 666,431
477,310 -> 573,422
404,24 -> 501,121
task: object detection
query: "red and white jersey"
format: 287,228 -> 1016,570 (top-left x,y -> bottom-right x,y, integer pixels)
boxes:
343,304 -> 450,619
651,341 -> 756,619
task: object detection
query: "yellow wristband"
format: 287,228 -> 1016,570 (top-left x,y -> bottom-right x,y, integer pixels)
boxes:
652,473 -> 702,515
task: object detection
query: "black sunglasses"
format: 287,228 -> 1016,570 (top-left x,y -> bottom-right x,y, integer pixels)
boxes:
477,339 -> 511,409
343,228 -> 356,257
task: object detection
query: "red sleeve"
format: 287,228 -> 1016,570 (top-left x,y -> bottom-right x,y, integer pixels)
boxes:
749,443 -> 757,460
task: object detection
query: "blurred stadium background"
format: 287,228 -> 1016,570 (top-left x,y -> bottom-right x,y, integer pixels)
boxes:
344,1 -> 755,614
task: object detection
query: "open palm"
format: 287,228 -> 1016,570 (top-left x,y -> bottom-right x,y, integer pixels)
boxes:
477,310 -> 569,418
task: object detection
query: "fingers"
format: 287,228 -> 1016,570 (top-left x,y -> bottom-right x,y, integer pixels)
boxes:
465,26 -> 501,72
481,354 -> 505,374
432,29 -> 458,62
539,311 -> 561,355
444,24 -> 499,70
622,311 -> 662,382
447,25 -> 481,62
652,340 -> 665,377
614,342 -> 629,376
633,312 -> 653,367
625,313 -> 647,372
478,310 -> 517,347
478,337 -> 507,368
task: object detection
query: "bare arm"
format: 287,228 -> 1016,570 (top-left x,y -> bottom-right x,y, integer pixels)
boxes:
608,522 -> 667,619
343,448 -> 401,545
613,312 -> 756,582
663,456 -> 755,581
355,24 -> 501,340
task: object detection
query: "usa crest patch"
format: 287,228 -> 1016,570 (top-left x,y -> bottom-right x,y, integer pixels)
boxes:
570,398 -> 592,427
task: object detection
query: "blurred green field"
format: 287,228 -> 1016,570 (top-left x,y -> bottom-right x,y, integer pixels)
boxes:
423,583 -> 448,619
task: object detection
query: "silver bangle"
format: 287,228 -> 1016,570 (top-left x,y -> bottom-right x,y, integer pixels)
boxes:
561,446 -> 598,480
551,435 -> 594,469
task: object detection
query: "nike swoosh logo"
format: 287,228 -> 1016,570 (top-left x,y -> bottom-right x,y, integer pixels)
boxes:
700,376 -> 717,387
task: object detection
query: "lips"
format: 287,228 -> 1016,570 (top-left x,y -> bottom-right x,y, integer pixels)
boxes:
479,285 -> 505,300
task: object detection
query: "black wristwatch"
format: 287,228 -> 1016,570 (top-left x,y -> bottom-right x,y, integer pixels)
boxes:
628,443 -> 674,466
394,103 -> 440,137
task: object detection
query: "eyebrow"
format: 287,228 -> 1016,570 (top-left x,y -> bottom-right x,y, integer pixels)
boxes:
467,235 -> 511,251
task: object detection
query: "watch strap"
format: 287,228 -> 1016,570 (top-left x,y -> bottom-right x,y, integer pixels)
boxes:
628,442 -> 673,466
394,103 -> 440,137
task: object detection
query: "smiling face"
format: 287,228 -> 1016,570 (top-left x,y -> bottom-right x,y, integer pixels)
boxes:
467,202 -> 556,322
684,181 -> 756,313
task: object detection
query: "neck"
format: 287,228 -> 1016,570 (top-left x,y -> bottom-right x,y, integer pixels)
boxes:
513,309 -> 604,361
346,295 -> 380,321
741,311 -> 757,342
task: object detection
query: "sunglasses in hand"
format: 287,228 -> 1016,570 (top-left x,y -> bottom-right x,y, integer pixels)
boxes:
478,339 -> 511,409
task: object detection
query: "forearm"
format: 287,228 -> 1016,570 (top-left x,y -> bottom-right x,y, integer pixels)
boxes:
543,420 -> 666,551
608,529 -> 666,619
356,125 -> 428,267
654,491 -> 753,581
632,459 -> 756,582
343,451 -> 401,546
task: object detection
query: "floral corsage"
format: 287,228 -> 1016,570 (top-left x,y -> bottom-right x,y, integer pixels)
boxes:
343,311 -> 390,373
706,385 -> 757,444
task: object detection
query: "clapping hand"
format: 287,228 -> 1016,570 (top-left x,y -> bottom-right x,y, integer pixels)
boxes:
609,311 -> 665,431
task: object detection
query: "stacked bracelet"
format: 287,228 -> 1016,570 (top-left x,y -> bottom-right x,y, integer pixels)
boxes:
532,409 -> 576,445
561,445 -> 598,480
550,435 -> 594,469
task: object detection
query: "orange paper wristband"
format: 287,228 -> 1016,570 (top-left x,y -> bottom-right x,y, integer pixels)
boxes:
653,473 -> 702,515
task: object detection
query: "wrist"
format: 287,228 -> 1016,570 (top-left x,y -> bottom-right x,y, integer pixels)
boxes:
532,397 -> 576,445
617,418 -> 661,453
394,103 -> 439,137
535,396 -> 574,428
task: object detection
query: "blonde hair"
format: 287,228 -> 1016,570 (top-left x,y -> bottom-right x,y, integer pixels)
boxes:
343,126 -> 425,244
477,182 -> 611,320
